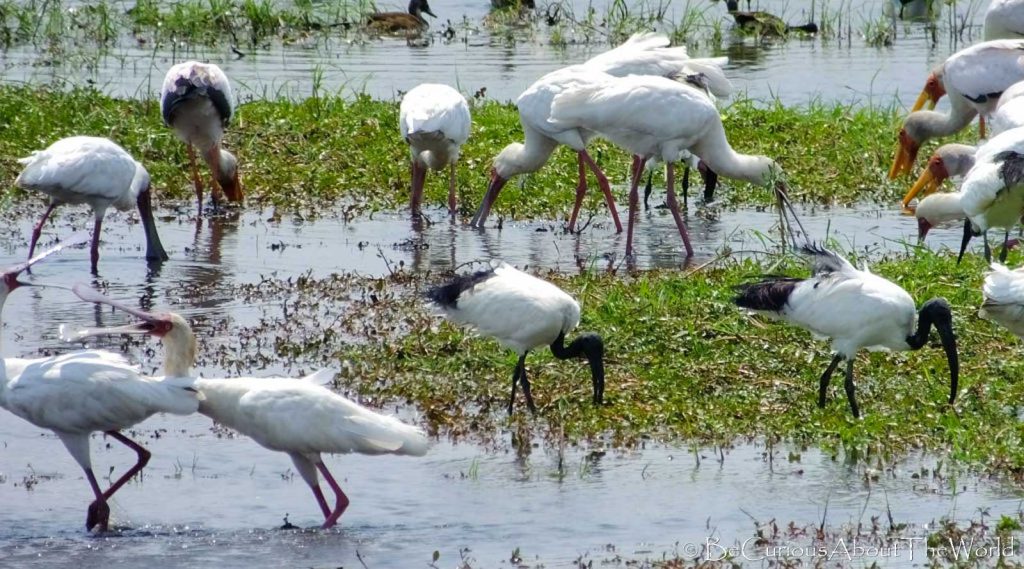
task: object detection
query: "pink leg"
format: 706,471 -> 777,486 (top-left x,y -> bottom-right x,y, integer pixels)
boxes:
410,161 -> 427,217
579,151 -> 623,233
187,144 -> 204,215
448,163 -> 457,216
84,468 -> 110,531
90,217 -> 102,273
98,431 -> 152,500
310,485 -> 332,519
315,461 -> 350,529
28,202 -> 57,261
205,146 -> 224,208
567,153 -> 588,233
665,163 -> 694,257
624,155 -> 644,257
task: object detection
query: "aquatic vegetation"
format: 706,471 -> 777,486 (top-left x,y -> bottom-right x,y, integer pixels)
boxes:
0,86 -> 922,218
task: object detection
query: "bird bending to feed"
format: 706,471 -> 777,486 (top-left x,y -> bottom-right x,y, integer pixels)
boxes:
981,262 -> 1024,337
983,0 -> 1024,40
15,136 -> 168,272
902,143 -> 977,208
427,262 -> 605,415
954,126 -> 1024,263
724,0 -> 818,35
66,285 -> 428,529
161,60 -> 243,213
548,73 -> 800,258
472,32 -> 731,233
911,192 -> 966,243
733,245 -> 959,418
367,0 -> 436,33
0,240 -> 199,532
399,84 -> 471,217
890,40 -> 1024,178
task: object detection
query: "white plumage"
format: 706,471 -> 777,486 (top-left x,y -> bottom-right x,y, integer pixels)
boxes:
912,192 -> 965,242
734,246 -> 959,418
471,32 -> 730,233
957,125 -> 1024,261
161,60 -> 243,211
15,136 -> 167,271
428,262 -> 605,414
990,80 -> 1024,135
981,262 -> 1024,337
548,73 -> 780,258
398,83 -> 471,216
0,242 -> 198,532
66,286 -> 428,530
984,0 -> 1024,41
890,40 -> 1024,179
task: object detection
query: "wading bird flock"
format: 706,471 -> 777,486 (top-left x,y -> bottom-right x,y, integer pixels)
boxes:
6,0 -> 1024,532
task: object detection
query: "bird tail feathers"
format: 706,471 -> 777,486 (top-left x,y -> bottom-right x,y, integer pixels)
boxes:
733,276 -> 802,313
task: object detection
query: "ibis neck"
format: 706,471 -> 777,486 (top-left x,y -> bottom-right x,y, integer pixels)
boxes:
905,298 -> 959,404
550,331 -> 606,405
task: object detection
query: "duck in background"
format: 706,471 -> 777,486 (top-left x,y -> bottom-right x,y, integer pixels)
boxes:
368,0 -> 436,34
724,0 -> 818,36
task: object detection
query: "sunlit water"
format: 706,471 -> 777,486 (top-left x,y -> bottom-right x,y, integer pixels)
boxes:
0,0 -> 999,106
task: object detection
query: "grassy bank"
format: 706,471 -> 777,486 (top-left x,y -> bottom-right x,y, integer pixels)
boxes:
224,248 -> 1024,480
0,85 -> 939,220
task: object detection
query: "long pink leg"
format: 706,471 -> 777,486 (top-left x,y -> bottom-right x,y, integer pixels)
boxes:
567,153 -> 588,233
90,217 -> 102,273
316,461 -> 350,529
84,431 -> 151,531
310,485 -> 332,519
187,144 -> 204,214
205,146 -> 224,208
28,203 -> 57,261
410,161 -> 427,217
665,163 -> 695,257
448,163 -> 458,216
624,155 -> 644,257
84,468 -> 109,531
579,151 -> 623,233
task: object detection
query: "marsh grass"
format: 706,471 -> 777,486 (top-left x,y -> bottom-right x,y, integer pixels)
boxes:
223,247 -> 1024,480
1,86 -> 920,218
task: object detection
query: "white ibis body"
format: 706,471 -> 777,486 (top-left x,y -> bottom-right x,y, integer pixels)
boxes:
161,61 -> 242,212
65,286 -> 429,530
472,32 -> 730,233
399,83 -> 471,217
733,245 -> 959,418
981,262 -> 1024,336
890,40 -> 1024,178
0,242 -> 199,532
15,136 -> 167,272
427,262 -> 605,414
548,73 -> 789,258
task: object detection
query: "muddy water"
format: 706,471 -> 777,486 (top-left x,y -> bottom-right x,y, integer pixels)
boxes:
0,0 -> 996,106
0,204 -> 1012,567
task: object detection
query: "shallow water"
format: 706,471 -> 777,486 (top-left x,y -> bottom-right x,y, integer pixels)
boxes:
0,0 -> 997,106
0,204 -> 1009,566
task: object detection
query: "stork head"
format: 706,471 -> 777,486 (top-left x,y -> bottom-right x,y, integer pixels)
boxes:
888,126 -> 922,179
912,70 -> 946,112
217,149 -> 244,203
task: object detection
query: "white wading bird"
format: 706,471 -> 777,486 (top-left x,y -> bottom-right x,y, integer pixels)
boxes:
981,262 -> 1024,337
15,136 -> 168,272
733,245 -> 959,418
399,83 -> 471,217
161,61 -> 243,212
472,32 -> 731,233
984,0 -> 1024,41
65,286 -> 428,529
427,262 -> 605,415
890,40 -> 1024,178
548,73 -> 798,258
0,240 -> 199,532
955,126 -> 1024,263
